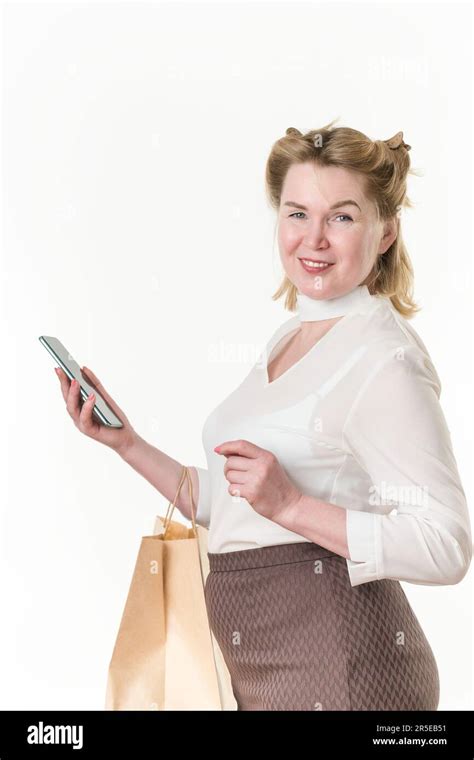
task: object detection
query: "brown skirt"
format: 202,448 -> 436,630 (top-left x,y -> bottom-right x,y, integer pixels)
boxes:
204,541 -> 440,711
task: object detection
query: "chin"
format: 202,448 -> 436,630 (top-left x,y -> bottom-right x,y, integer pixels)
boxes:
295,271 -> 339,294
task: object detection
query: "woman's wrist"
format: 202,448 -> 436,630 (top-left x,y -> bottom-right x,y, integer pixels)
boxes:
115,433 -> 192,517
116,430 -> 144,463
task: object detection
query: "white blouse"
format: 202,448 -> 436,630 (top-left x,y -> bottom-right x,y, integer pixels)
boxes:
191,284 -> 472,588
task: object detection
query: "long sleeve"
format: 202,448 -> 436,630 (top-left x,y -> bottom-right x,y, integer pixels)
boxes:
190,465 -> 212,529
342,344 -> 472,588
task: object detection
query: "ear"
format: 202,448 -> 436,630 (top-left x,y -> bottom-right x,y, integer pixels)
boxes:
379,216 -> 398,255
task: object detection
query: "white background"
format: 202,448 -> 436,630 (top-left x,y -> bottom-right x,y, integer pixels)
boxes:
0,0 -> 472,710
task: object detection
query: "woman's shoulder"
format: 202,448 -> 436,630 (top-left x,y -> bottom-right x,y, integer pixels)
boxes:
360,297 -> 442,396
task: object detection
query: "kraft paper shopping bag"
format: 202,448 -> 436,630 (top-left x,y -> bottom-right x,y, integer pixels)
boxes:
105,465 -> 237,710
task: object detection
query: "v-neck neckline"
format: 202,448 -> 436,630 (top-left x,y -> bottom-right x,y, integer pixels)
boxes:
262,312 -> 350,388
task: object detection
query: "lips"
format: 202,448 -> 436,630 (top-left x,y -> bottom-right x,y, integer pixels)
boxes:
299,258 -> 335,274
298,257 -> 334,264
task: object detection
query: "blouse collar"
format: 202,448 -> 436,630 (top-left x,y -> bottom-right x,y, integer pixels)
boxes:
296,284 -> 375,322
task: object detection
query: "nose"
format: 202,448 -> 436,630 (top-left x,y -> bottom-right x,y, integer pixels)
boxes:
303,220 -> 330,249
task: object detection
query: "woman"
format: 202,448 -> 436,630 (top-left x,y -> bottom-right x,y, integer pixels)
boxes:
56,122 -> 472,711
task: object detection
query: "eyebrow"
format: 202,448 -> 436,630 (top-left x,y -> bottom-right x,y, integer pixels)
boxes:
283,199 -> 362,212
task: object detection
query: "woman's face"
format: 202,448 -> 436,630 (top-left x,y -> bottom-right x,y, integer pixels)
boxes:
277,161 -> 397,299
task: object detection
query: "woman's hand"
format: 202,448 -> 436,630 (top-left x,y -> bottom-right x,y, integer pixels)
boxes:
214,439 -> 302,523
55,365 -> 137,457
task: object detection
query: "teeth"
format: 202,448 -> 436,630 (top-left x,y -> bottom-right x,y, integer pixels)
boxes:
301,259 -> 332,269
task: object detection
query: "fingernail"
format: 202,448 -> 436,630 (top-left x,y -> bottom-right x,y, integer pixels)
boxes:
89,393 -> 95,401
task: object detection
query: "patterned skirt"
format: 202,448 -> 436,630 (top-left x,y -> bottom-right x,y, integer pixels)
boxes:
204,541 -> 440,711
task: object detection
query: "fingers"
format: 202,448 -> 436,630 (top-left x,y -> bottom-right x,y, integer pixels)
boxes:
54,367 -> 96,433
55,364 -> 125,426
78,389 -> 97,433
55,367 -> 71,403
65,377 -> 83,423
81,365 -> 123,418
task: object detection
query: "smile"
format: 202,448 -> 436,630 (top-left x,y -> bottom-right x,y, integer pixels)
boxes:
299,258 -> 335,272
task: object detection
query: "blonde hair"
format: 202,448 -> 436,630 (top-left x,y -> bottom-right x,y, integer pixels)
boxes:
265,119 -> 421,318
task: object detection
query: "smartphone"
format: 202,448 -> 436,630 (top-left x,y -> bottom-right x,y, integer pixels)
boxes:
39,336 -> 124,428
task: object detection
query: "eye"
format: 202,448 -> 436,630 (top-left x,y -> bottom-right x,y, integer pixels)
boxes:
288,212 -> 353,222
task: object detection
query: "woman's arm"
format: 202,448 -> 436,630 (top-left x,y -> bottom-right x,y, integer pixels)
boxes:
119,433 -> 211,527
277,344 -> 472,588
274,492 -> 350,560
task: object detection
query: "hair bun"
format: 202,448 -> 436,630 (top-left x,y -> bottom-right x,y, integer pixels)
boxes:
286,127 -> 302,137
384,130 -> 411,151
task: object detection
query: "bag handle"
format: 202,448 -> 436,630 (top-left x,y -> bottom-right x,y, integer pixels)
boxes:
160,465 -> 227,707
162,464 -> 197,540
